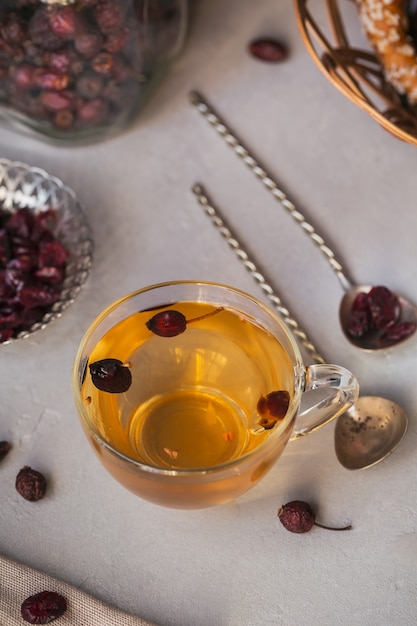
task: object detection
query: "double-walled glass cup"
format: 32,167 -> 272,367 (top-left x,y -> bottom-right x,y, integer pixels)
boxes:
72,281 -> 359,508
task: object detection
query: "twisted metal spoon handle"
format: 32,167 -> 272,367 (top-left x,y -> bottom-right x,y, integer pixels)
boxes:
190,91 -> 353,293
192,183 -> 326,365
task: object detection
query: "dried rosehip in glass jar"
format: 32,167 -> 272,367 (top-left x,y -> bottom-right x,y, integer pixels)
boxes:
0,0 -> 188,144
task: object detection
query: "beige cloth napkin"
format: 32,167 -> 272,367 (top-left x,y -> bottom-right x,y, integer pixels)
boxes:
0,554 -> 157,625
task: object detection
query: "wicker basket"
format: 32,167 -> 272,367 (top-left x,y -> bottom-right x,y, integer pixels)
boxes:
294,0 -> 417,145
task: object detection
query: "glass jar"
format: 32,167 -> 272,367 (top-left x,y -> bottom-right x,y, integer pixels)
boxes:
0,0 -> 188,144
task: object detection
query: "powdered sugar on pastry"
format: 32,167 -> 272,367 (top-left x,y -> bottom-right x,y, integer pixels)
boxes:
356,0 -> 417,103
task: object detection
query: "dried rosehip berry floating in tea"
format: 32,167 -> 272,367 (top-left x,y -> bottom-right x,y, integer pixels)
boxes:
21,590 -> 67,624
89,358 -> 132,393
16,466 -> 47,502
146,309 -> 187,337
146,307 -> 224,338
277,500 -> 352,533
257,390 -> 290,429
248,38 -> 288,62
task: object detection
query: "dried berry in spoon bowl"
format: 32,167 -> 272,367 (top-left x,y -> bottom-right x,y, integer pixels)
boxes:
346,285 -> 416,348
0,158 -> 93,344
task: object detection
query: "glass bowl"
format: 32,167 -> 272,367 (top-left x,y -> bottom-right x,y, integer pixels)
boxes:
0,157 -> 93,343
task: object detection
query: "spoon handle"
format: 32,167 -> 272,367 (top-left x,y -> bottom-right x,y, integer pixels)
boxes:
190,91 -> 353,293
192,183 -> 326,365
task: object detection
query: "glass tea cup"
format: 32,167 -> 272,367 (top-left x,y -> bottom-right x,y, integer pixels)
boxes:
72,281 -> 359,509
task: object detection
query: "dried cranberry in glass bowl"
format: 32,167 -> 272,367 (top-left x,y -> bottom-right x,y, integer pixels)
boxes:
0,158 -> 93,343
0,0 -> 188,144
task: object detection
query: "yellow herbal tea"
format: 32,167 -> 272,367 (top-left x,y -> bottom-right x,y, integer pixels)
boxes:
81,302 -> 294,471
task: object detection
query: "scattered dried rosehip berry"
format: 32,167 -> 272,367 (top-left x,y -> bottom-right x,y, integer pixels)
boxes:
21,590 -> 67,624
0,440 -> 11,462
89,358 -> 132,393
16,466 -> 47,501
257,390 -> 290,429
277,500 -> 352,533
248,38 -> 288,62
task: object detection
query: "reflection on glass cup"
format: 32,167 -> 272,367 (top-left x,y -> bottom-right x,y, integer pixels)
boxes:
72,281 -> 359,509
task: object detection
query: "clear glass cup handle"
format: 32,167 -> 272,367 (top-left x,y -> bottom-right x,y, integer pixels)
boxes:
290,364 -> 359,440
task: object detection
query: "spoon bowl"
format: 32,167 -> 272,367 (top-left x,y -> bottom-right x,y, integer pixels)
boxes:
334,396 -> 408,470
339,285 -> 417,351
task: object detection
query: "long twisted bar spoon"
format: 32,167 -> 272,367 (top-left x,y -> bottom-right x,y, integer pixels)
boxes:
190,91 -> 417,352
191,184 -> 325,365
192,183 -> 408,470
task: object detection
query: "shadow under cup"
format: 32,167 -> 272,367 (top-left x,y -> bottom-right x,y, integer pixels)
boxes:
72,281 -> 356,509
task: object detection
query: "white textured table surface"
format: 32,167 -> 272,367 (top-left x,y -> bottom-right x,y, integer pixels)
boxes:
2,1 -> 417,625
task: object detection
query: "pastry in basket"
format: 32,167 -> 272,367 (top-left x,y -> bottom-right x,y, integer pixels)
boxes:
356,0 -> 417,103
